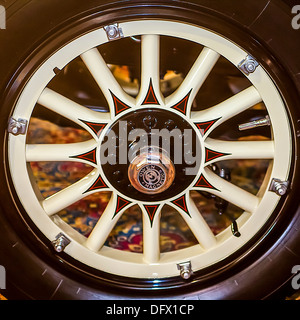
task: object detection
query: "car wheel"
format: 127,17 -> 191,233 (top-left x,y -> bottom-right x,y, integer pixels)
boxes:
0,0 -> 299,299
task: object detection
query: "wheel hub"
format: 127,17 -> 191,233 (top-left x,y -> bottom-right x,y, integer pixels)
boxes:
128,146 -> 175,194
101,108 -> 200,201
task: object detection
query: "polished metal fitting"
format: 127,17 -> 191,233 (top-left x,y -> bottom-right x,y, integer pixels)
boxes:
104,23 -> 124,41
269,178 -> 289,196
7,117 -> 28,136
238,55 -> 259,75
177,261 -> 193,280
128,146 -> 175,195
52,233 -> 71,252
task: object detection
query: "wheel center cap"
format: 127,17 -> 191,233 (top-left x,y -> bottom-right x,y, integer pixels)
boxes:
128,147 -> 175,194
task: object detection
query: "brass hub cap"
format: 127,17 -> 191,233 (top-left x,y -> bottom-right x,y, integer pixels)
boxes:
128,147 -> 175,194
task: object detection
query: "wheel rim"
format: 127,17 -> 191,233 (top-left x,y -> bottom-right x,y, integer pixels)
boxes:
7,20 -> 293,279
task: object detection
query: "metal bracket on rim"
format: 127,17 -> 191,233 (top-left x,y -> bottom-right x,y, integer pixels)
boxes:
52,233 -> 71,252
177,261 -> 193,280
269,178 -> 289,196
104,23 -> 124,41
7,117 -> 28,136
238,55 -> 259,75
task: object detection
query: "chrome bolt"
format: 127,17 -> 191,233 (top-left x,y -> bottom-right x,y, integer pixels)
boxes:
52,233 -> 70,252
269,178 -> 289,196
273,182 -> 287,196
245,62 -> 256,73
104,23 -> 124,41
7,117 -> 28,136
238,55 -> 259,75
177,261 -> 192,280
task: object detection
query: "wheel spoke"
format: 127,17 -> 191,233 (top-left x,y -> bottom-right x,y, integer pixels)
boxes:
85,193 -> 132,252
166,47 -> 220,116
197,168 -> 260,213
136,34 -> 164,106
168,195 -> 217,250
42,169 -> 108,216
37,88 -> 110,130
26,140 -> 97,163
81,48 -> 135,115
191,86 -> 262,130
205,138 -> 274,163
140,203 -> 162,263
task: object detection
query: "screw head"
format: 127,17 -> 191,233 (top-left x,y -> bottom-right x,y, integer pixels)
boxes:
54,244 -> 63,253
11,126 -> 19,135
180,269 -> 192,280
276,184 -> 287,196
105,26 -> 118,38
245,62 -> 256,73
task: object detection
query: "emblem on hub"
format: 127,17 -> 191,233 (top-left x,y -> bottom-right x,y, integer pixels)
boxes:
138,164 -> 166,191
128,147 -> 175,194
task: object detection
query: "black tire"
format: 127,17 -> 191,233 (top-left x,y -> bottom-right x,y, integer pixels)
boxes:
0,0 -> 299,300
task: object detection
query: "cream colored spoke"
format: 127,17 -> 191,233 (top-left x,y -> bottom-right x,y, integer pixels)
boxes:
140,204 -> 163,264
136,34 -> 164,106
166,47 -> 220,115
192,86 -> 262,128
205,138 -> 274,163
168,195 -> 217,250
38,88 -> 110,128
26,140 -> 97,163
85,194 -> 132,252
201,168 -> 259,213
81,48 -> 135,115
42,169 -> 107,216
